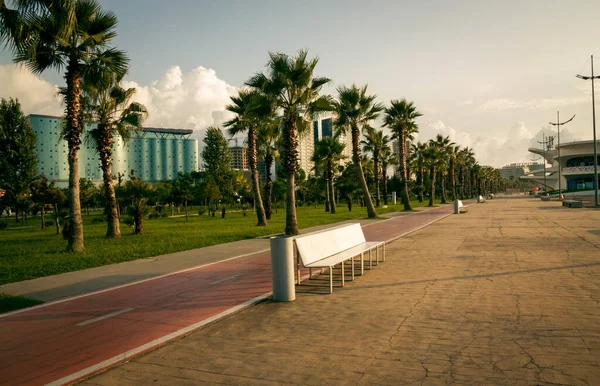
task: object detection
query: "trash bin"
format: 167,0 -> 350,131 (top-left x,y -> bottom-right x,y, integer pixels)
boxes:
270,236 -> 296,302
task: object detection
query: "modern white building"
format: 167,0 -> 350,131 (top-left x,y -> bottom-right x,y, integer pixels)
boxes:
29,114 -> 198,186
523,140 -> 600,192
500,162 -> 544,181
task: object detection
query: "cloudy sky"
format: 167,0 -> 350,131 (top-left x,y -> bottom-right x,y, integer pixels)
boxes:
1,0 -> 599,167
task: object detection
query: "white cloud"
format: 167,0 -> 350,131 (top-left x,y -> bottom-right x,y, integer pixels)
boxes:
0,64 -> 63,115
479,97 -> 587,112
122,65 -> 237,131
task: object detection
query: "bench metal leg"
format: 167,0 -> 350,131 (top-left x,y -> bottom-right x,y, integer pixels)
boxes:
351,257 -> 355,280
329,267 -> 333,294
296,252 -> 301,285
369,249 -> 372,270
341,261 -> 345,287
383,243 -> 386,262
361,252 -> 364,275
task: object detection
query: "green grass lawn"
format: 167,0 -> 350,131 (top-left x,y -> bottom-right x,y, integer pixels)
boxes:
0,199 -> 442,285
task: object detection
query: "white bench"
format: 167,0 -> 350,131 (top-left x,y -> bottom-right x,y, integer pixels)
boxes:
294,223 -> 385,294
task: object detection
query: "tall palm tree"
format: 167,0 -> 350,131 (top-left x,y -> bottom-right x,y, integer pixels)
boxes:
449,145 -> 461,201
79,73 -> 147,239
362,127 -> 389,207
457,147 -> 475,198
333,84 -> 383,218
257,120 -> 280,220
313,137 -> 345,214
379,142 -> 397,205
247,50 -> 332,235
424,140 -> 444,207
410,141 -> 427,203
225,89 -> 274,226
1,0 -> 128,252
433,134 -> 454,204
383,99 -> 422,211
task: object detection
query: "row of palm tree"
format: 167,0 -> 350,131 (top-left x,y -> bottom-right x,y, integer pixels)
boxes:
1,0 -> 149,249
1,2 -> 503,246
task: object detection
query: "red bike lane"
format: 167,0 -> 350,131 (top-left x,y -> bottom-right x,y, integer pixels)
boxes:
0,202 -> 467,385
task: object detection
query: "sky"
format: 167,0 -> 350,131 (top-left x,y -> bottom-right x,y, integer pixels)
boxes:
1,0 -> 599,167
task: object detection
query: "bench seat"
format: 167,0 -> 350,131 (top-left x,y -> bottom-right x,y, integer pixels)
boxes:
295,223 -> 385,294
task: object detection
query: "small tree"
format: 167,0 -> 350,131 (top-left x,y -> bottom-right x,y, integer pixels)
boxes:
0,98 -> 38,222
122,178 -> 154,234
202,127 -> 233,200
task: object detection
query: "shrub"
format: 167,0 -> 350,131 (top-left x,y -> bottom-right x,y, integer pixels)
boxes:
198,208 -> 206,216
90,217 -> 106,224
123,217 -> 134,227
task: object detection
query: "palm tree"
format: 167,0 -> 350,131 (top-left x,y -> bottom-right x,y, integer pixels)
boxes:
225,89 -> 274,226
424,140 -> 444,207
410,141 -> 427,203
81,73 -> 147,238
247,50 -> 332,235
362,127 -> 389,207
433,135 -> 454,204
333,84 -> 383,218
313,137 -> 345,214
379,143 -> 397,205
122,177 -> 154,235
1,0 -> 128,252
383,99 -> 422,211
457,147 -> 475,198
257,120 -> 280,220
449,145 -> 461,201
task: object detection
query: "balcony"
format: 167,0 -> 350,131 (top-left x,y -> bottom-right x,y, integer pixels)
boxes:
562,166 -> 597,175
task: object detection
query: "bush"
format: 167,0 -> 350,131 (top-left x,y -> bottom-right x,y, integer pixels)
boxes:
91,217 -> 106,224
123,217 -> 134,227
148,213 -> 160,219
198,208 -> 206,216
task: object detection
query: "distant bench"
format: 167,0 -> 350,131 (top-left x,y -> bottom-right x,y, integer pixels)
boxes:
562,200 -> 583,208
294,223 -> 385,294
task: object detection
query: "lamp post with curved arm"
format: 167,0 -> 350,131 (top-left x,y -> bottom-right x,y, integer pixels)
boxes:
576,55 -> 599,207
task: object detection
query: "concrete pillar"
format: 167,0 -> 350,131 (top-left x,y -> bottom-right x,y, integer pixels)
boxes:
453,199 -> 461,214
391,192 -> 397,205
270,236 -> 296,302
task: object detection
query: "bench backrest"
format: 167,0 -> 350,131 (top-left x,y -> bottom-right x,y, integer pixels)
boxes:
295,223 -> 365,266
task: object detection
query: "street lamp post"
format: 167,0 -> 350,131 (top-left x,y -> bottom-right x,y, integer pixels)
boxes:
576,55 -> 599,207
537,134 -> 549,193
549,112 -> 575,197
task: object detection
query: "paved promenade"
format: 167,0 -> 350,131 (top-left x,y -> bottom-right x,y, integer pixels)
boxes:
0,203 -> 461,385
84,197 -> 600,385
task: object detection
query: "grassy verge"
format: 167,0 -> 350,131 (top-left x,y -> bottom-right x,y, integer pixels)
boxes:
0,293 -> 43,314
0,199 -> 443,285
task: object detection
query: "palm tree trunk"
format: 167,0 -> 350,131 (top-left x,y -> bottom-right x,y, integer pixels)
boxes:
249,126 -> 267,226
450,160 -> 457,201
283,116 -> 299,235
352,125 -> 377,218
328,162 -> 336,214
40,204 -> 45,230
65,61 -> 84,252
98,130 -> 121,239
417,167 -> 424,203
382,167 -> 388,205
324,171 -> 330,212
429,166 -> 436,206
374,151 -> 381,207
134,203 -> 143,234
399,134 -> 413,210
264,153 -> 273,220
441,174 -> 447,204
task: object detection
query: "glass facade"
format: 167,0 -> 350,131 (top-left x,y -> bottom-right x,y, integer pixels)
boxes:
29,114 -> 198,186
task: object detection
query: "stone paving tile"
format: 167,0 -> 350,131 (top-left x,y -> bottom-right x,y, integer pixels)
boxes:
84,197 -> 600,385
